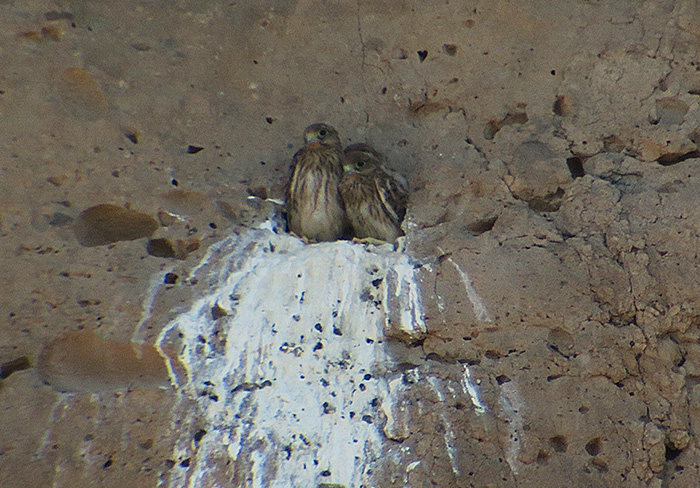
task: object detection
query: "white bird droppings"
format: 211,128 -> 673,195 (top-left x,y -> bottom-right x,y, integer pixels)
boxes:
156,223 -> 426,487
444,254 -> 493,323
462,364 -> 487,416
499,381 -> 525,476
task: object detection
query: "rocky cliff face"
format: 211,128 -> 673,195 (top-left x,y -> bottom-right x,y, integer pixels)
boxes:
2,1 -> 700,487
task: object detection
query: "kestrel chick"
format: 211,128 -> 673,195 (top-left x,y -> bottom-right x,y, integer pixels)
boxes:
339,143 -> 408,243
286,123 -> 349,242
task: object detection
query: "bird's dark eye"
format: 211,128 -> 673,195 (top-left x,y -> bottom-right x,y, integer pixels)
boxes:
356,161 -> 365,168
319,129 -> 327,136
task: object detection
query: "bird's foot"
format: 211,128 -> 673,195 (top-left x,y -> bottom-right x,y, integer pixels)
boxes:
394,235 -> 406,253
352,237 -> 391,247
288,231 -> 313,244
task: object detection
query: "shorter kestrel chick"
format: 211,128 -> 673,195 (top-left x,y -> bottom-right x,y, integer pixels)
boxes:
339,143 -> 408,243
286,123 -> 349,242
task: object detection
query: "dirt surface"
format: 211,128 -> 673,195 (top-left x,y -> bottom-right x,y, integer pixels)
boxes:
3,1 -> 700,487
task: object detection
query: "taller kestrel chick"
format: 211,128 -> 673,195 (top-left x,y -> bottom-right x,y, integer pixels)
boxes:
286,123 -> 349,242
339,143 -> 408,243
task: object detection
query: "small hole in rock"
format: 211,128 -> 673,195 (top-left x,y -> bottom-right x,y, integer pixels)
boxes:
485,350 -> 502,360
666,445 -> 683,461
147,238 -> 176,258
585,437 -> 601,456
496,374 -> 511,385
484,120 -> 500,140
566,157 -> 585,178
466,216 -> 497,234
442,44 -> 457,56
550,435 -> 568,453
193,429 -> 207,443
211,304 -> 228,320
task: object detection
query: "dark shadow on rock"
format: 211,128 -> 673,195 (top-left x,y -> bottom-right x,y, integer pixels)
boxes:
73,204 -> 158,246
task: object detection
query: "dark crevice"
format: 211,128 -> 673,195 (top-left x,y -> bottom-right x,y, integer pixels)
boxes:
424,352 -> 457,364
548,343 -> 570,359
231,379 -> 272,393
566,157 -> 585,178
598,172 -> 643,189
495,374 -> 511,385
466,216 -> 497,234
484,112 -> 528,140
656,150 -> 700,166
665,444 -> 683,461
527,188 -> 565,212
0,356 -> 31,379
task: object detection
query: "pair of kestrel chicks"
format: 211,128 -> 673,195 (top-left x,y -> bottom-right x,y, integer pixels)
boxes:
286,123 -> 408,244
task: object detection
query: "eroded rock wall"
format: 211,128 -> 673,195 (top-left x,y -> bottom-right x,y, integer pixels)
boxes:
2,1 -> 700,487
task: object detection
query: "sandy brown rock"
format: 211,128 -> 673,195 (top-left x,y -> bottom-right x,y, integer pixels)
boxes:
56,68 -> 109,120
37,331 -> 170,392
73,204 -> 158,246
4,0 -> 700,487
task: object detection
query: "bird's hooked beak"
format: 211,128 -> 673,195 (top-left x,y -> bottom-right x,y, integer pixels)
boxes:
343,163 -> 359,174
305,132 -> 322,144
